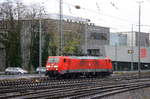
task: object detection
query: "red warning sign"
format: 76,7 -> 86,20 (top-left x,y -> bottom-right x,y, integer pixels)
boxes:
140,48 -> 147,58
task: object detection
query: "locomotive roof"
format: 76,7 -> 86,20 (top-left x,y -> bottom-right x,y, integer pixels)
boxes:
49,56 -> 109,59
70,56 -> 107,59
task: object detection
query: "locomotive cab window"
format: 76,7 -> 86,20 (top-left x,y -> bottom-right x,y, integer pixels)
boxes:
48,58 -> 59,63
64,59 -> 66,63
64,59 -> 70,62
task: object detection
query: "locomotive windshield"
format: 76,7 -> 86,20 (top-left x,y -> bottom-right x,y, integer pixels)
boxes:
48,58 -> 59,63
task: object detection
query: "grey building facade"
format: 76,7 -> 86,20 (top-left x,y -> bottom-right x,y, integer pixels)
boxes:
119,31 -> 150,47
110,33 -> 127,46
84,25 -> 110,56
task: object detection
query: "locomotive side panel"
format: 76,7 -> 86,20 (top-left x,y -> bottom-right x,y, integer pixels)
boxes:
66,59 -> 112,73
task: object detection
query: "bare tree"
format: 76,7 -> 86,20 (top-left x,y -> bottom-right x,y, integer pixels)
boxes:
24,3 -> 49,71
0,0 -> 27,68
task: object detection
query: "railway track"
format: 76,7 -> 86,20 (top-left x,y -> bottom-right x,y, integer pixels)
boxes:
0,75 -> 150,98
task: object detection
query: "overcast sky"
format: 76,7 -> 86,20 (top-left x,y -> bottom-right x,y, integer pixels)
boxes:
2,0 -> 150,32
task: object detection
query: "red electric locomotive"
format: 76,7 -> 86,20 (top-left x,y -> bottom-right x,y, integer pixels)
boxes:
45,56 -> 113,78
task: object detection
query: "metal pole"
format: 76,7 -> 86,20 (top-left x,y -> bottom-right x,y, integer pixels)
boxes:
138,1 -> 143,78
39,14 -> 42,71
59,0 -> 63,56
115,43 -> 118,70
131,24 -> 134,71
85,22 -> 87,55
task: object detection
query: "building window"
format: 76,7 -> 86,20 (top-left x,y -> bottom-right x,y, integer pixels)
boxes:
90,33 -> 107,40
87,49 -> 100,56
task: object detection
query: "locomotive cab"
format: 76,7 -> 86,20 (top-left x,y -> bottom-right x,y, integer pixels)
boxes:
45,56 -> 69,77
45,57 -> 60,76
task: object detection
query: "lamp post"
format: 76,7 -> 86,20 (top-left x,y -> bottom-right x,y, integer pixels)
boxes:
137,1 -> 143,78
39,8 -> 42,74
59,0 -> 63,56
75,5 -> 89,55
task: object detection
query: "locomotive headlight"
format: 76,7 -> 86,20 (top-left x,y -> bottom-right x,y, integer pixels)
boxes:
54,65 -> 58,68
46,65 -> 51,68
